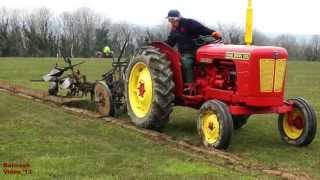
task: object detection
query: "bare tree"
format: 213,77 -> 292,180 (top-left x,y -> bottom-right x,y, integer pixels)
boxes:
109,22 -> 133,56
150,21 -> 170,41
310,35 -> 320,61
59,11 -> 76,56
95,18 -> 111,53
0,7 -> 10,56
0,6 -> 318,61
273,34 -> 298,59
217,23 -> 244,44
253,30 -> 271,45
8,9 -> 25,56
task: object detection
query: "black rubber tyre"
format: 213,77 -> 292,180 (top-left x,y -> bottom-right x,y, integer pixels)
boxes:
232,115 -> 249,130
125,46 -> 175,131
197,100 -> 233,149
48,82 -> 58,96
278,97 -> 317,146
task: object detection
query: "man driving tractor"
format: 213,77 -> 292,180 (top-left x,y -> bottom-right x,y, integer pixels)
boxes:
165,10 -> 222,91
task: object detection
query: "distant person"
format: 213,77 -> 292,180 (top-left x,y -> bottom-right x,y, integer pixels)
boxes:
165,9 -> 222,84
103,46 -> 114,58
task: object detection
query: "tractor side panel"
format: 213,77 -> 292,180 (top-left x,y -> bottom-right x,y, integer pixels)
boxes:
233,61 -> 250,96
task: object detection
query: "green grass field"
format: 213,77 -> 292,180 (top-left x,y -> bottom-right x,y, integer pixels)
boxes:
0,58 -> 319,178
0,92 -> 268,179
0,57 -> 111,91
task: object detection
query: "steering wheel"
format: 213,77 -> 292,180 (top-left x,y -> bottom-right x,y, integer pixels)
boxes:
194,35 -> 224,47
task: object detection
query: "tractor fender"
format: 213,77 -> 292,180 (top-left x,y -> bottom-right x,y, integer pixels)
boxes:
151,41 -> 184,99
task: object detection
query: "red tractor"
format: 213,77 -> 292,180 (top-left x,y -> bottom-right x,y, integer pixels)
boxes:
124,37 -> 317,149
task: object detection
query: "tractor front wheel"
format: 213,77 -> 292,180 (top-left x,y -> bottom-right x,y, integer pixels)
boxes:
125,46 -> 175,131
197,100 -> 233,149
278,98 -> 317,146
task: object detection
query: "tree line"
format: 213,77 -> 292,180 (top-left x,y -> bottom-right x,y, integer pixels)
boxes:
0,7 -> 319,61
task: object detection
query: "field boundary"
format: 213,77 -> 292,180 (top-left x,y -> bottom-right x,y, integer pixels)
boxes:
0,80 -> 311,179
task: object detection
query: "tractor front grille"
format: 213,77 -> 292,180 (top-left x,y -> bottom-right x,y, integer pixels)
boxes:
259,59 -> 286,92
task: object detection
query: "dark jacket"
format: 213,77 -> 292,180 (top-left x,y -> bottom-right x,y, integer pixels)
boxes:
166,18 -> 215,54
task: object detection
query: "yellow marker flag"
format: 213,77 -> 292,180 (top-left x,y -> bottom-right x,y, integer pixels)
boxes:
245,0 -> 253,45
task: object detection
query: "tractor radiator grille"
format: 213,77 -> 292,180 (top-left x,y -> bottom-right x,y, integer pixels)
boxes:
259,59 -> 286,92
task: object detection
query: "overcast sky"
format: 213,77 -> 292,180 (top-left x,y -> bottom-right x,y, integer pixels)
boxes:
1,0 -> 319,35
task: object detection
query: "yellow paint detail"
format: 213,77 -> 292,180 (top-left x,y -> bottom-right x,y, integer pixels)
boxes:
202,111 -> 220,144
283,108 -> 304,139
225,52 -> 250,60
260,59 -> 274,92
245,0 -> 253,45
128,62 -> 153,118
274,59 -> 287,92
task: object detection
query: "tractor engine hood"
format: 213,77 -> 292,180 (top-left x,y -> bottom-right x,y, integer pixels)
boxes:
196,43 -> 289,107
196,44 -> 288,63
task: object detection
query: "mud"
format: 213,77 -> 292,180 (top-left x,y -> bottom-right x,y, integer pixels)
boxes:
0,80 -> 311,180
0,80 -> 82,104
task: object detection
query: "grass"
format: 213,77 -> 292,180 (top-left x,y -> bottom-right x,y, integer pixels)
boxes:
0,58 -> 319,178
0,57 -> 112,91
0,92 -> 265,179
165,61 -> 320,178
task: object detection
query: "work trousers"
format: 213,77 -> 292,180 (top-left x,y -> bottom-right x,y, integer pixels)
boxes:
181,53 -> 195,83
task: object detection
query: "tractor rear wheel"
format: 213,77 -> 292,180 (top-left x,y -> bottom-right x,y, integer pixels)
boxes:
197,100 -> 233,149
125,46 -> 175,131
232,115 -> 249,130
278,98 -> 317,146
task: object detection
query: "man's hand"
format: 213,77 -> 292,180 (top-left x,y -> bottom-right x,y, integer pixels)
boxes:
212,31 -> 222,39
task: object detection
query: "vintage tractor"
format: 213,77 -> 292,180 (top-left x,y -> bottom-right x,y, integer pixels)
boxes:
124,37 -> 317,149
96,1 -> 317,149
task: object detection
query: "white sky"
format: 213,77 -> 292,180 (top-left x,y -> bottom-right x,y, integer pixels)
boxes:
1,0 -> 319,35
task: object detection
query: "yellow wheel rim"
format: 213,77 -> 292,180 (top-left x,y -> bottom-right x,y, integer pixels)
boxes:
201,111 -> 220,144
283,108 -> 304,140
128,62 -> 153,118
